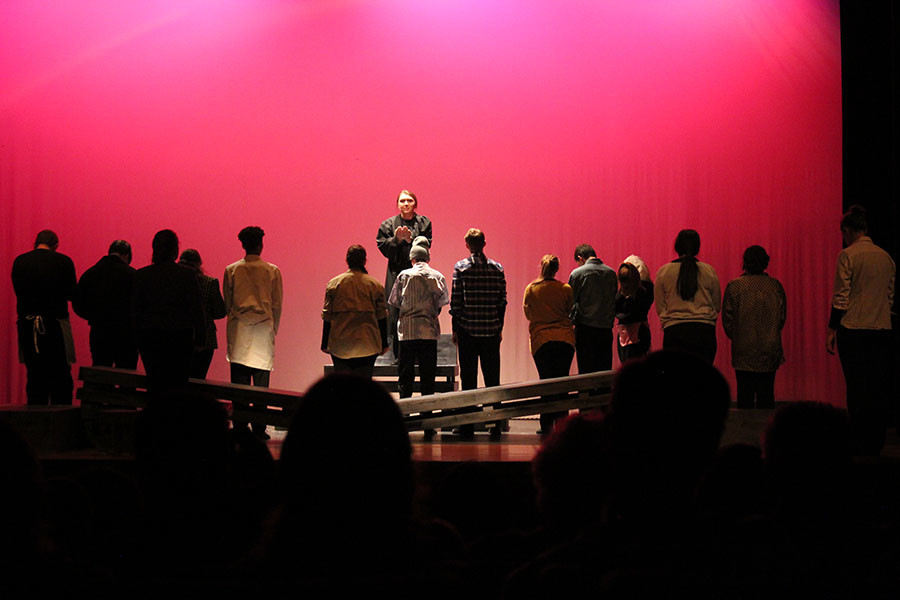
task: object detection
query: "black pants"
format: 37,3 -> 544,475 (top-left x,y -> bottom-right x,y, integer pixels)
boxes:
138,328 -> 193,394
533,341 -> 575,434
89,324 -> 138,369
457,331 -> 500,390
331,354 -> 378,379
662,322 -> 717,364
456,331 -> 501,435
191,348 -> 215,380
230,362 -> 271,435
735,370 -> 776,409
575,325 -> 613,374
837,327 -> 893,455
398,339 -> 438,398
17,317 -> 73,405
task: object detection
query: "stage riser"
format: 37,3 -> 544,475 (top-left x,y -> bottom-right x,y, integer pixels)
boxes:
0,406 -> 86,454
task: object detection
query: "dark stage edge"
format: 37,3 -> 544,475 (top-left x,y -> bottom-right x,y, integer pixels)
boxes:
28,408 -> 900,464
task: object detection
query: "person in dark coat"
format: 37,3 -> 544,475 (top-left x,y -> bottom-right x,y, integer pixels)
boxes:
73,239 -> 138,369
178,249 -> 226,379
132,230 -> 204,392
376,190 -> 432,359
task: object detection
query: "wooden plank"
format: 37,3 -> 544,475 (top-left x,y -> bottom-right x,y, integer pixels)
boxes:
395,370 -> 614,414
404,393 -> 611,430
325,365 -> 458,378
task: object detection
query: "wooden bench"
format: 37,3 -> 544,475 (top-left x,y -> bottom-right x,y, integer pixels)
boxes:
77,366 -> 304,429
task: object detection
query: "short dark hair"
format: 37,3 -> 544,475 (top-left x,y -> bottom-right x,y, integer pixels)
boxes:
573,244 -> 596,261
34,230 -> 59,249
108,239 -> 131,258
465,228 -> 485,252
346,244 -> 367,271
151,229 -> 179,264
742,245 -> 769,275
179,248 -> 202,268
840,204 -> 867,233
238,226 -> 265,252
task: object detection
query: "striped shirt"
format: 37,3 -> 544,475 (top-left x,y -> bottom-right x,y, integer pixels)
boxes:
388,262 -> 449,341
451,253 -> 507,337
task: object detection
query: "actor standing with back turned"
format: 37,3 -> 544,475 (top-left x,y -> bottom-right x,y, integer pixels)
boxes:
12,230 -> 77,404
224,226 -> 283,440
450,228 -> 507,439
568,243 -> 617,373
389,239 -> 449,440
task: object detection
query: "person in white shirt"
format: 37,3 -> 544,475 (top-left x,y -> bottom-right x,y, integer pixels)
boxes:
224,225 -> 283,440
826,205 -> 895,455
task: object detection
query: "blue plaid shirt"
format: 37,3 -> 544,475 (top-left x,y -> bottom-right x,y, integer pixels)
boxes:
450,253 -> 507,337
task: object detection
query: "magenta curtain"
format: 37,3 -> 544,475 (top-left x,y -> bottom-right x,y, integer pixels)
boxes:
1,0 -> 843,405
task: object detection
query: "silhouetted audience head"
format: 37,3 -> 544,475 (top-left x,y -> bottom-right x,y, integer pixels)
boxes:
346,244 -> 367,271
763,401 -> 852,518
697,443 -> 765,523
465,228 -> 486,253
742,245 -> 769,275
606,350 -> 730,519
150,229 -> 179,264
279,374 -> 413,536
539,254 -> 560,280
34,229 -> 59,250
532,413 -> 610,534
573,243 -> 596,261
108,239 -> 132,263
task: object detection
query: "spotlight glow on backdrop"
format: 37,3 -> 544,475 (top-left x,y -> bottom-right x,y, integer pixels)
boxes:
1,0 -> 842,404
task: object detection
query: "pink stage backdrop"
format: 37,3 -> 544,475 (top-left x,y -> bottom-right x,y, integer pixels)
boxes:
1,0 -> 843,404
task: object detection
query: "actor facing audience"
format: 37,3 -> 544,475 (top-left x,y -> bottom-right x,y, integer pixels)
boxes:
224,226 -> 283,439
11,229 -> 77,405
74,240 -> 137,369
826,205 -> 895,455
132,229 -> 205,392
655,229 -> 721,364
722,245 -> 786,409
322,245 -> 388,378
388,239 -> 449,439
377,190 -> 433,358
524,254 -> 575,435
568,243 -> 617,373
451,228 -> 507,438
179,249 -> 227,380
